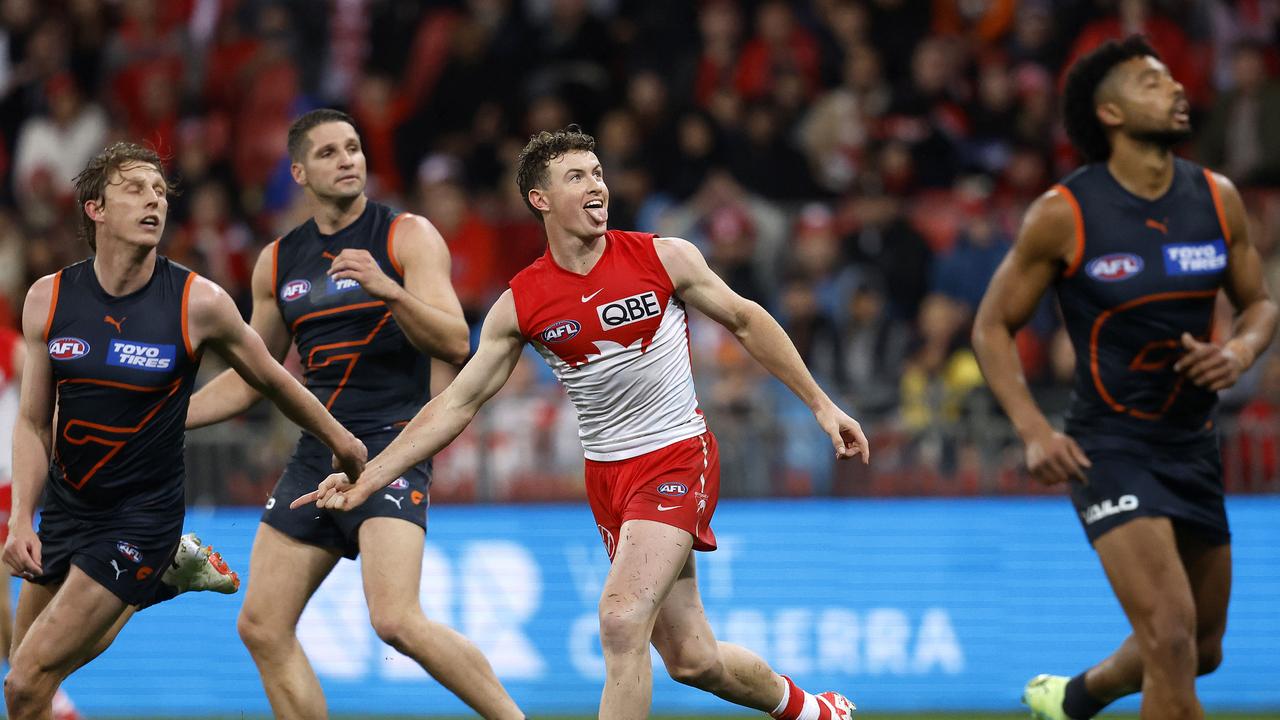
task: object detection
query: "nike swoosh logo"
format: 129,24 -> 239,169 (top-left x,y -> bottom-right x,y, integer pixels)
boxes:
581,289 -> 604,302
656,504 -> 682,512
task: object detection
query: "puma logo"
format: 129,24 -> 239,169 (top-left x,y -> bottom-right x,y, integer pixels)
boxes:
110,559 -> 127,580
103,315 -> 126,333
383,493 -> 404,509
1145,218 -> 1168,235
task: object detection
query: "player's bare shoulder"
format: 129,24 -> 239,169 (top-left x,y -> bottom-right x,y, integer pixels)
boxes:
1203,169 -> 1248,241
652,236 -> 708,291
21,273 -> 58,331
183,275 -> 242,347
482,288 -> 524,341
1016,187 -> 1083,268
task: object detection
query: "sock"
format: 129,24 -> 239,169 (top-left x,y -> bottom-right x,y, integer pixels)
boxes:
1062,671 -> 1109,720
771,675 -> 835,720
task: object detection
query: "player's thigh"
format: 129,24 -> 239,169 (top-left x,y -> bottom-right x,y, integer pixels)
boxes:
11,578 -> 59,657
650,553 -> 717,660
1093,516 -> 1196,639
357,517 -> 425,619
602,519 -> 693,622
1176,529 -> 1231,645
11,565 -> 128,676
240,522 -> 340,628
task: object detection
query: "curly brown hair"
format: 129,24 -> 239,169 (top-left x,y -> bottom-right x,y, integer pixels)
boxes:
515,125 -> 596,221
72,142 -> 168,251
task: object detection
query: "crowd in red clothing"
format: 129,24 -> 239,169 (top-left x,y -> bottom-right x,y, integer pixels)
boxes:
1,0 -> 1279,498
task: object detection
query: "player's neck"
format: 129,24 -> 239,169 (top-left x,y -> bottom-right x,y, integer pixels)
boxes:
311,193 -> 368,235
545,225 -> 607,275
92,240 -> 157,297
1106,140 -> 1175,201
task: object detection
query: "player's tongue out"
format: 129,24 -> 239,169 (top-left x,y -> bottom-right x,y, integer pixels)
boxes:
584,200 -> 607,224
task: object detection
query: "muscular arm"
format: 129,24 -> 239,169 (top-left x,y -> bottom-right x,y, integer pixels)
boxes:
329,214 -> 470,364
186,276 -> 365,477
972,189 -> 1090,483
293,290 -> 525,510
185,244 -> 292,428
1173,173 -> 1278,388
5,276 -> 57,575
654,237 -> 868,461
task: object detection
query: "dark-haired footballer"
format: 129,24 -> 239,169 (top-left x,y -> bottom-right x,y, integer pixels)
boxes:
185,109 -> 523,719
972,36 -> 1277,720
294,125 -> 869,720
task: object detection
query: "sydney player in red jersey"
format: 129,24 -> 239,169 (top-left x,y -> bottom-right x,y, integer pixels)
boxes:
296,126 -> 868,720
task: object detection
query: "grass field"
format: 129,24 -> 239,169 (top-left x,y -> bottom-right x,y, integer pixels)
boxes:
126,714 -> 1280,720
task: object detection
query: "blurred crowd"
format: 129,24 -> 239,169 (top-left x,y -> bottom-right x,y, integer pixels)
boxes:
4,0 -> 1280,501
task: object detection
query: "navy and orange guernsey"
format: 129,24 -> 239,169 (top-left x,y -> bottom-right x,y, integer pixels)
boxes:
272,201 -> 428,434
1055,158 -> 1232,447
43,256 -> 200,519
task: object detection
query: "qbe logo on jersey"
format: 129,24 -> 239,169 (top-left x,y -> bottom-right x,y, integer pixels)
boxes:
107,340 -> 176,371
48,337 -> 90,360
597,291 -> 661,330
1164,238 -> 1227,276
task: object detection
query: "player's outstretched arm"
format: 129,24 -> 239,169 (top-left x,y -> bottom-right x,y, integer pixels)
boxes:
186,243 -> 292,429
291,290 -> 525,511
185,275 -> 366,479
972,189 -> 1091,485
4,276 -> 57,578
1172,172 -> 1278,391
328,214 -> 470,364
654,237 -> 869,463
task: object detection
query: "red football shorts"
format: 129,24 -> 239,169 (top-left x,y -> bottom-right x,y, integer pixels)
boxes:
585,431 -> 720,561
0,482 -> 10,544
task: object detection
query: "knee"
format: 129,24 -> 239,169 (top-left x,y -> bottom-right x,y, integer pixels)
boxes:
1133,605 -> 1197,661
237,607 -> 289,654
1196,636 -> 1224,676
663,641 -> 723,688
369,610 -> 415,652
597,608 -> 652,657
4,664 -> 53,710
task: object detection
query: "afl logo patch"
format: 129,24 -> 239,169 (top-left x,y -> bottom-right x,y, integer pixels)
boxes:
388,477 -> 409,490
541,319 -> 581,344
280,279 -> 312,302
116,541 -> 142,563
48,337 -> 90,360
657,482 -> 688,497
1086,253 -> 1143,282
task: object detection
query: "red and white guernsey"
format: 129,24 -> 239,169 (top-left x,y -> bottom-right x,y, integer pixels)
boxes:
509,230 -> 706,461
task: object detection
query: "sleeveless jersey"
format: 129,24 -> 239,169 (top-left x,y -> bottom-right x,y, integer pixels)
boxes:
509,230 -> 706,461
44,256 -> 200,518
1054,159 -> 1232,446
273,201 -> 429,435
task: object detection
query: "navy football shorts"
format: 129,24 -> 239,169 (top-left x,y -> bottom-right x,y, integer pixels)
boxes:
34,502 -> 182,606
262,427 -> 431,559
1068,436 -> 1228,545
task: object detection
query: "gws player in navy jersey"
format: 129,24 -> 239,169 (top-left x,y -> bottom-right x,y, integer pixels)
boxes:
2,142 -> 367,719
973,37 -> 1278,720
185,110 -> 522,719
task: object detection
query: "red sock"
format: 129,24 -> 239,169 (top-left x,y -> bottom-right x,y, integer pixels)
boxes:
770,675 -> 833,720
